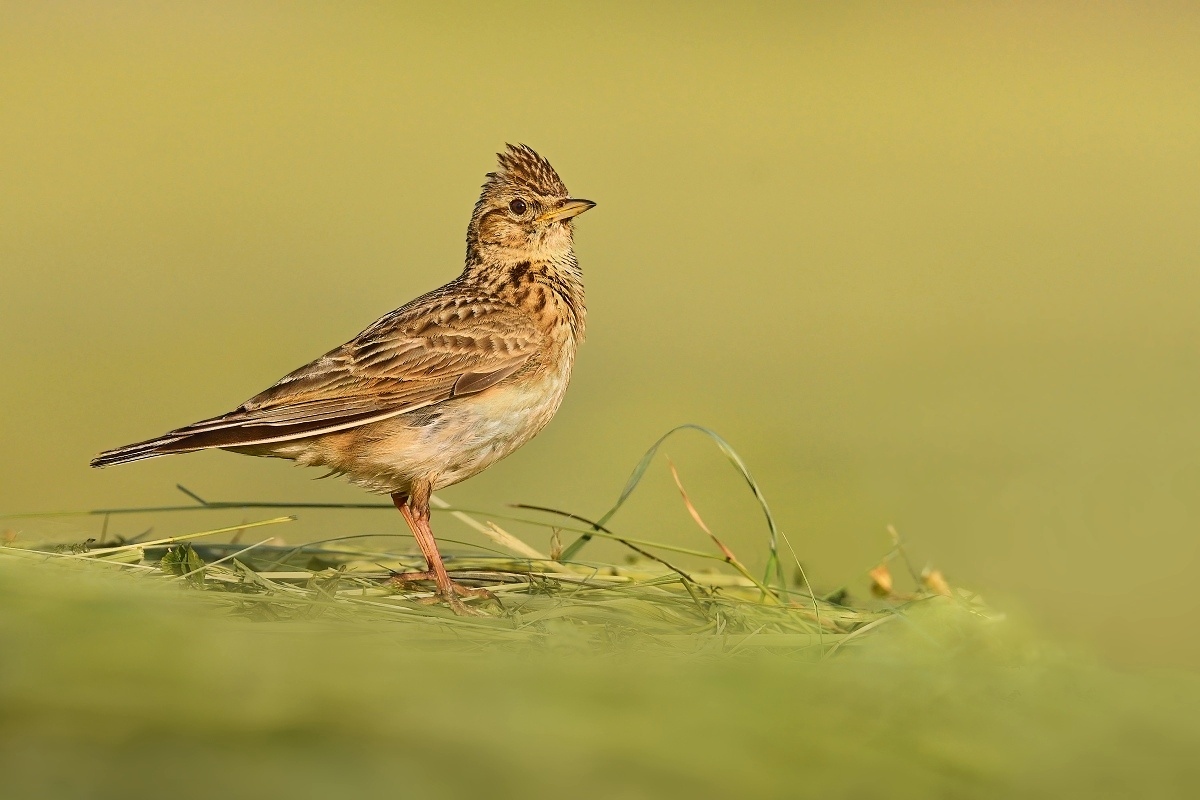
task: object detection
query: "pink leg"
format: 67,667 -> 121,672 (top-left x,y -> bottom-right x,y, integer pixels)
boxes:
390,487 -> 484,615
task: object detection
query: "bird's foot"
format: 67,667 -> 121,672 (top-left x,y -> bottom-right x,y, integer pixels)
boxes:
441,582 -> 498,616
424,583 -> 496,616
438,591 -> 485,616
388,572 -> 497,616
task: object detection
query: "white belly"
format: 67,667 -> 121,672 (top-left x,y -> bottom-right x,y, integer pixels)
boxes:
405,367 -> 572,489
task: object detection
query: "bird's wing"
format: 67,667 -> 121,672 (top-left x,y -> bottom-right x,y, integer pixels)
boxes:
91,289 -> 542,464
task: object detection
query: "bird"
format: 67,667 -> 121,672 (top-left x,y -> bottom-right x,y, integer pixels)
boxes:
92,144 -> 595,614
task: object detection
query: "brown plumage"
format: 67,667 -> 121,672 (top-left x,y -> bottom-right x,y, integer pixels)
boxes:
92,144 -> 594,614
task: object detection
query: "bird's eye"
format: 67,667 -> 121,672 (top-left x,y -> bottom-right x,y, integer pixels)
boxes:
509,198 -> 528,215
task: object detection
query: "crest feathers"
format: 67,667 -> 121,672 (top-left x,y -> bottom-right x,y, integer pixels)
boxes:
483,143 -> 568,197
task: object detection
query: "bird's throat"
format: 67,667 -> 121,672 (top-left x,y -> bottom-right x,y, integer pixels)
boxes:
461,252 -> 586,340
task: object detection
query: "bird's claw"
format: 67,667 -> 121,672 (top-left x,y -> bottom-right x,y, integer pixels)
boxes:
388,573 -> 497,616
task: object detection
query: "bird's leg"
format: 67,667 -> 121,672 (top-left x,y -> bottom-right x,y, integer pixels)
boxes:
389,488 -> 486,615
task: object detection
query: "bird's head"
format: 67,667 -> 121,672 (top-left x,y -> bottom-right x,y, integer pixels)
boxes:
467,144 -> 595,265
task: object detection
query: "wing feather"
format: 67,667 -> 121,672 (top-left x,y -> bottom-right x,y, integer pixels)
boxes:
91,287 -> 542,467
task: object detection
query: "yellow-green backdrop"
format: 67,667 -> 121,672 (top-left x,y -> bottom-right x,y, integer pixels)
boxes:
2,2 -> 1198,666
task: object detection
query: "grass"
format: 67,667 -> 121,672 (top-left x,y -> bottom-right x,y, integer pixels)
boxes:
0,509 -> 955,654
2,429 -> 1199,798
0,426 -> 972,654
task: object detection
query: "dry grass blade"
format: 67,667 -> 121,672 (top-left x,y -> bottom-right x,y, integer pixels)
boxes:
84,516 -> 295,556
666,459 -> 782,605
560,425 -> 781,567
667,458 -> 735,562
512,503 -> 705,595
429,495 -> 545,560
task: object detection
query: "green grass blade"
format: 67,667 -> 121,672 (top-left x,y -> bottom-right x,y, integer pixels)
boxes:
561,425 -> 780,566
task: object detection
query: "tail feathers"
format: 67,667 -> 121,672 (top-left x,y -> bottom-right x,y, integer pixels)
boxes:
90,433 -> 208,468
90,413 -> 252,468
90,408 -> 392,469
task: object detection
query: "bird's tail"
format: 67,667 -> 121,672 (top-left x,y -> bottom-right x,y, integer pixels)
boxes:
90,407 -> 382,469
90,430 -> 210,468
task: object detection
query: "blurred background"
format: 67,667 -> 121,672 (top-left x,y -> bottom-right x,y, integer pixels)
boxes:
2,2 -> 1198,667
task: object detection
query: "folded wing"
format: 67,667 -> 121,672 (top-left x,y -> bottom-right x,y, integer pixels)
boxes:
91,289 -> 541,467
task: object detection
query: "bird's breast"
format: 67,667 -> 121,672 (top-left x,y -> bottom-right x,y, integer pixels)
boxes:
414,344 -> 575,489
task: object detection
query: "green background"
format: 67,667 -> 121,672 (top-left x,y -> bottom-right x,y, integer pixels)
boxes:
3,2 -> 1199,668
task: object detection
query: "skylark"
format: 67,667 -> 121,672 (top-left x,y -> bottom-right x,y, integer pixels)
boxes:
92,144 -> 594,614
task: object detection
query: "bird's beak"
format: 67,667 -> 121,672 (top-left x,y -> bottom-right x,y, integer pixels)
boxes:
538,198 -> 596,223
